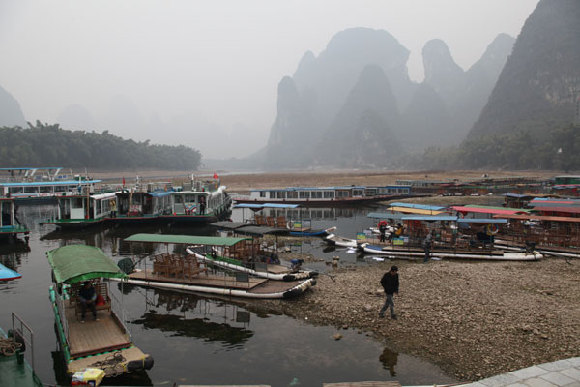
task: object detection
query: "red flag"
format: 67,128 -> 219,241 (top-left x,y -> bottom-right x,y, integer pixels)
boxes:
213,172 -> 218,179
122,177 -> 126,187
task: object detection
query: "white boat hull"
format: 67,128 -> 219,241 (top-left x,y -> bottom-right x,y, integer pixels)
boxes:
361,244 -> 542,261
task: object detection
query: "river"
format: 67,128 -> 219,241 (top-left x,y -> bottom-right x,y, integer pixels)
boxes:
0,203 -> 457,386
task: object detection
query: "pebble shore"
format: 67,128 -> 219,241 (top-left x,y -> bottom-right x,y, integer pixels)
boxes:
270,256 -> 580,382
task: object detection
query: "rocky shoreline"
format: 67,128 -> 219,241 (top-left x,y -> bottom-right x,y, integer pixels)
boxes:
269,255 -> 580,382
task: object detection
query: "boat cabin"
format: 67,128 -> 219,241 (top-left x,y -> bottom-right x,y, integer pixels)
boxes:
54,193 -> 117,222
0,197 -> 29,241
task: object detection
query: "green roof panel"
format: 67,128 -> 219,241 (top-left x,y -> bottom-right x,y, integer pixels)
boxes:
125,233 -> 251,246
46,245 -> 127,284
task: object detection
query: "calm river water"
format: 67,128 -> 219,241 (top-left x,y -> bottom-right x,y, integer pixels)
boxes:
0,203 -> 457,387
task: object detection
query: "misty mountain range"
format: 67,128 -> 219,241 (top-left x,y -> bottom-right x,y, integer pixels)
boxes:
263,28 -> 514,169
2,0 -> 578,171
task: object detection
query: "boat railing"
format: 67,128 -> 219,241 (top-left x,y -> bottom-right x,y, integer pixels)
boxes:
54,287 -> 71,343
108,285 -> 132,339
11,312 -> 36,373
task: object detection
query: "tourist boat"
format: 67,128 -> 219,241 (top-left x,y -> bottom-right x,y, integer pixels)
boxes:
113,190 -> 172,223
324,233 -> 359,248
46,245 -> 154,378
115,233 -> 316,299
41,192 -> 117,229
159,176 -> 232,223
0,167 -> 101,203
234,185 -> 412,207
360,243 -> 543,260
0,262 -> 21,281
0,196 -> 29,243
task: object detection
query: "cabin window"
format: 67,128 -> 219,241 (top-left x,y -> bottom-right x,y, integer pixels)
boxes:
54,186 -> 67,193
259,191 -> 266,197
299,191 -> 309,199
24,186 -> 38,194
9,187 -> 23,194
324,191 -> 334,198
287,191 -> 298,199
40,186 -> 52,193
353,189 -> 364,196
311,191 -> 322,199
72,198 -> 84,209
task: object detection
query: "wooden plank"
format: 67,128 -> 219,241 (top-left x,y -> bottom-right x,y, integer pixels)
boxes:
65,304 -> 130,358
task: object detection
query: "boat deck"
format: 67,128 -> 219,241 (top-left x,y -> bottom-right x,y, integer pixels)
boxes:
130,270 -> 267,290
63,303 -> 130,358
129,269 -> 310,294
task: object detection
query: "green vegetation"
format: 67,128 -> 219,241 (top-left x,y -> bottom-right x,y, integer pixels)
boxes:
421,123 -> 580,171
0,122 -> 202,170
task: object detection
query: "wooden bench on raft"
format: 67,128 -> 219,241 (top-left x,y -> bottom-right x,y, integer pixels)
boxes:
152,253 -> 208,279
69,282 -> 111,320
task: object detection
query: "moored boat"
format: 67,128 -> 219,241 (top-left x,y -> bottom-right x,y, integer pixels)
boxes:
0,262 -> 21,281
324,233 -> 359,248
41,192 -> 117,229
46,245 -> 154,378
0,196 -> 29,243
117,233 -> 316,298
361,243 -> 543,261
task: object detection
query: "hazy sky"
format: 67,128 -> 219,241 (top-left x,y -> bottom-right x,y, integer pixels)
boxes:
0,0 -> 539,159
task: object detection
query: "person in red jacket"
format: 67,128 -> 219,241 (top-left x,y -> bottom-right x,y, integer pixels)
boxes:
379,266 -> 399,319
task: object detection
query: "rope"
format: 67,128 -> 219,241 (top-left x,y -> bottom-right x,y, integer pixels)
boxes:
89,350 -> 126,377
0,337 -> 22,356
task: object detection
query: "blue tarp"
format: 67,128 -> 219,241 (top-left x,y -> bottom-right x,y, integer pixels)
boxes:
366,212 -> 406,220
401,215 -> 458,222
149,191 -> 172,197
388,202 -> 447,211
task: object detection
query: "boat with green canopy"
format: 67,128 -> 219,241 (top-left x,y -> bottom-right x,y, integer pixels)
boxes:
116,233 -> 316,299
46,245 -> 154,380
126,233 -> 317,281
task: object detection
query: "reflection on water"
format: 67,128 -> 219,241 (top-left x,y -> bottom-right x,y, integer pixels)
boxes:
0,202 -> 457,387
380,346 -> 399,377
127,287 -> 254,348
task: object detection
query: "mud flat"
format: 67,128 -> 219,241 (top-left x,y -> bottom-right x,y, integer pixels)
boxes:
267,257 -> 580,382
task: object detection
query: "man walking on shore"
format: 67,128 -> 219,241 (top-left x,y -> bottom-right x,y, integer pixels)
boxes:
379,266 -> 399,319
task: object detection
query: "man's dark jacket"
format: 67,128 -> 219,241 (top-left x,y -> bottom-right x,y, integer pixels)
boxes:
381,273 -> 399,295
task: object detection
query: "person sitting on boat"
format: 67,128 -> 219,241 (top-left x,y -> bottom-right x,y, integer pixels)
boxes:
79,282 -> 98,322
394,223 -> 404,237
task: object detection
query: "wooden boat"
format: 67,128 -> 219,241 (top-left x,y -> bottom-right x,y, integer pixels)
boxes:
46,245 -> 154,378
41,192 -> 116,229
360,243 -> 543,261
0,262 -> 21,281
117,234 -> 316,299
324,233 -> 359,248
127,233 -> 318,281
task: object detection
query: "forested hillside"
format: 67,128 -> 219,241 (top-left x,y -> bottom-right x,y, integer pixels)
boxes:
0,122 -> 202,170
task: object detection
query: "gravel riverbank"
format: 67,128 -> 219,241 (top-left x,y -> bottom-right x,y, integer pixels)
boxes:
270,255 -> 580,382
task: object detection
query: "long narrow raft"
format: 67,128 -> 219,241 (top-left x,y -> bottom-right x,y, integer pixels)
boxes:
112,269 -> 316,299
361,244 -> 543,261
187,247 -> 317,282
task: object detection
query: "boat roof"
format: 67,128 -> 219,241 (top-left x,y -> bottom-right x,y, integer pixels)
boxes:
389,206 -> 447,215
493,214 -> 580,223
366,212 -> 406,220
530,206 -> 580,214
46,245 -> 127,284
125,233 -> 251,246
0,167 -> 62,171
392,215 -> 507,223
234,203 -> 300,209
451,205 -> 530,216
0,180 -> 101,187
388,202 -> 447,211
